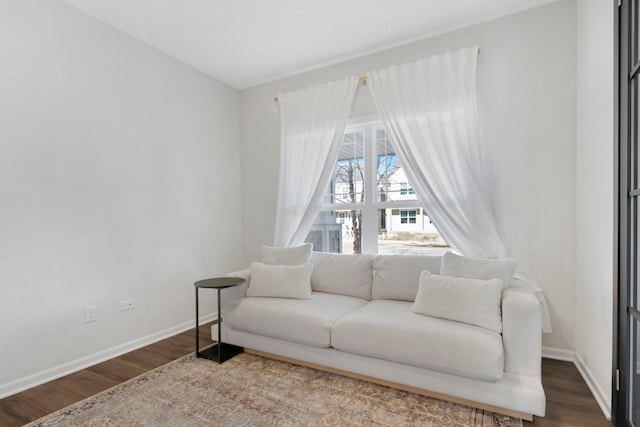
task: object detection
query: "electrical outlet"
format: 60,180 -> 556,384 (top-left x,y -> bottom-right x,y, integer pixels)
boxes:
85,305 -> 97,323
119,299 -> 135,311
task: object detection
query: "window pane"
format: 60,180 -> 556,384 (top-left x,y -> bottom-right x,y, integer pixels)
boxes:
331,129 -> 365,204
305,210 -> 362,254
635,0 -> 640,65
631,316 -> 640,423
635,78 -> 639,193
627,197 -> 640,309
316,121 -> 450,255
379,208 -> 449,255
375,127 -> 418,202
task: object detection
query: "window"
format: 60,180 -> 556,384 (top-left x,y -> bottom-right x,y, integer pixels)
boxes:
400,210 -> 417,224
400,183 -> 415,195
337,211 -> 346,224
306,118 -> 448,255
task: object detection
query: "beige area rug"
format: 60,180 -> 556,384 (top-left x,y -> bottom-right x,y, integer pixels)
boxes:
27,352 -> 523,427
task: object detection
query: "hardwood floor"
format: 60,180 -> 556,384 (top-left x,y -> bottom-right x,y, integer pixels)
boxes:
0,323 -> 215,427
0,324 -> 612,426
525,359 -> 611,427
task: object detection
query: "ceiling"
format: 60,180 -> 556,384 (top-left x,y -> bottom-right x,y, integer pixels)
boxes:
64,0 -> 558,90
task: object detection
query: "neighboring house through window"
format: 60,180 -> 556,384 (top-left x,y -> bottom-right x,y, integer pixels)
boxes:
305,117 -> 448,255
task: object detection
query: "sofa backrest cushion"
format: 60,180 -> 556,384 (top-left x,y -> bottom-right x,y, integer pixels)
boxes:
262,243 -> 313,265
310,252 -> 373,300
440,252 -> 517,290
372,255 -> 442,301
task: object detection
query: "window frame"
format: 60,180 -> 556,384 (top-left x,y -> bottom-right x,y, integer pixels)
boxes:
319,116 -> 425,254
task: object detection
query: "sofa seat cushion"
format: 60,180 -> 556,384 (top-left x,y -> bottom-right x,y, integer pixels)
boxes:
225,292 -> 368,348
331,300 -> 504,381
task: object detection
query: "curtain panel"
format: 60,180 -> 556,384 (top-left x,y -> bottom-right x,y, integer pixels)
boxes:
273,77 -> 359,247
367,46 -> 506,258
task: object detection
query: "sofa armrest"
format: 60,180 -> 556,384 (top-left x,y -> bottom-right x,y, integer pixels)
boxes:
221,269 -> 251,316
502,288 -> 542,377
510,273 -> 552,333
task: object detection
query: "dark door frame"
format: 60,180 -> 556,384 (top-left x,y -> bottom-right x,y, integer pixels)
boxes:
615,0 -> 634,425
613,0 -> 622,424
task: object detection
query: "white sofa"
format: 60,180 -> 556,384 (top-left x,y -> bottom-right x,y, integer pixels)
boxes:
218,250 -> 545,421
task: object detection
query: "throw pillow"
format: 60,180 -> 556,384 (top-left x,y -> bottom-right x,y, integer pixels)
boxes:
246,261 -> 313,299
262,243 -> 313,265
439,252 -> 517,290
412,270 -> 503,333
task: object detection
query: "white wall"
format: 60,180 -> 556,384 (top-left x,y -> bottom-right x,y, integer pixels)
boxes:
575,0 -> 614,416
0,1 -> 243,396
240,0 -> 577,352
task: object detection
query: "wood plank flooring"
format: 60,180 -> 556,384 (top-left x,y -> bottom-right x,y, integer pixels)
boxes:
0,324 -> 612,426
526,358 -> 612,427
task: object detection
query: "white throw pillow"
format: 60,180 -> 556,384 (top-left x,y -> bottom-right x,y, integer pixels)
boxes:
262,243 -> 313,265
247,261 -> 313,299
412,271 -> 503,333
439,252 -> 517,290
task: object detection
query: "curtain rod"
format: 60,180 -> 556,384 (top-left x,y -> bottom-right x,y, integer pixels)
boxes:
274,76 -> 367,103
273,48 -> 479,103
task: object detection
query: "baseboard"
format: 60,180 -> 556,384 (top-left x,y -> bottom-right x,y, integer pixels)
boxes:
542,346 -> 611,420
0,312 -> 218,400
541,346 -> 575,361
574,353 -> 612,420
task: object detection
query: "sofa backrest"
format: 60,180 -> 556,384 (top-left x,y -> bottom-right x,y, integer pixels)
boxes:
310,252 -> 374,300
372,255 -> 442,301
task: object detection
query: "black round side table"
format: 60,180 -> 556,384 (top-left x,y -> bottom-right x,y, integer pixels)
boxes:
194,277 -> 245,363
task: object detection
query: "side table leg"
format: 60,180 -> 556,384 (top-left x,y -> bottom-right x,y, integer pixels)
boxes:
195,287 -> 200,357
217,288 -> 222,363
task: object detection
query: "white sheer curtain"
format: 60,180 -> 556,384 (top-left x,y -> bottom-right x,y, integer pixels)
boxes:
367,47 -> 506,258
273,77 -> 359,247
